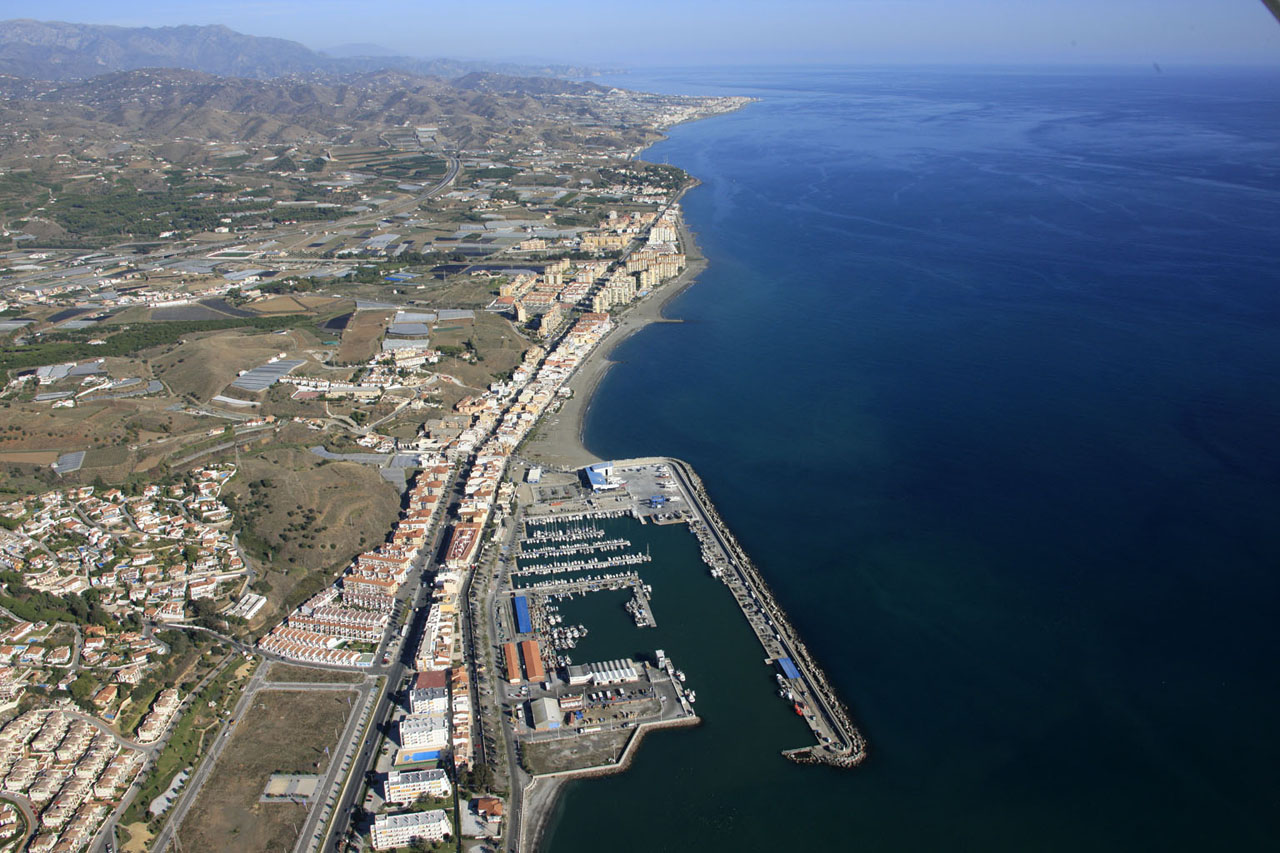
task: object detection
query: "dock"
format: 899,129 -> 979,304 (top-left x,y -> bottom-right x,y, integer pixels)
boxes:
509,572 -> 657,628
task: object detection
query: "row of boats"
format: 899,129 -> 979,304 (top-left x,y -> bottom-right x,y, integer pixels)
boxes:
624,583 -> 657,628
513,569 -> 643,593
510,548 -> 652,577
517,536 -> 633,559
521,522 -> 608,542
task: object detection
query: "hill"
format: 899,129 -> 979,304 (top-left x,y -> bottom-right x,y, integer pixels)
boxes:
0,66 -> 643,150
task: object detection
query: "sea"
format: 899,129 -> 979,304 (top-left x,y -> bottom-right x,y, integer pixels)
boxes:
544,67 -> 1280,851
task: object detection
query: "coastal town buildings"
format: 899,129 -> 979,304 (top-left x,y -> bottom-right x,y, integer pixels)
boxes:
0,466 -> 249,715
0,708 -> 145,852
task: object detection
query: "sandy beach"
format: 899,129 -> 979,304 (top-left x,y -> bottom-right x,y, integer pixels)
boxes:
520,208 -> 709,471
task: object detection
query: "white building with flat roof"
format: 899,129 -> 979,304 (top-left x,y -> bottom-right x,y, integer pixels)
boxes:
399,714 -> 450,751
409,686 -> 448,716
372,809 -> 451,849
384,768 -> 451,804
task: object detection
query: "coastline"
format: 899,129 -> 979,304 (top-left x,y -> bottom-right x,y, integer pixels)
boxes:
512,186 -> 711,852
513,189 -> 866,850
520,193 -> 709,470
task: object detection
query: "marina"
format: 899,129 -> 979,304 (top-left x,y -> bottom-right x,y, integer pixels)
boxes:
518,537 -> 633,559
505,458 -> 864,772
510,550 -> 652,578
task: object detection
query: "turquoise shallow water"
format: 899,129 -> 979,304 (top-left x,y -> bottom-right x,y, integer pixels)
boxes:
549,67 -> 1280,851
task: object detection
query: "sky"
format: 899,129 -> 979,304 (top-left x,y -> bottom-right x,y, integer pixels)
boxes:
5,0 -> 1280,67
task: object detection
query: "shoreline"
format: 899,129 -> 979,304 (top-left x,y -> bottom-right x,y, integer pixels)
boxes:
512,179 -> 867,848
519,189 -> 709,470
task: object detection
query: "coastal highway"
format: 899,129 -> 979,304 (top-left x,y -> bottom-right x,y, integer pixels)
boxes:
291,680 -> 377,853
319,581 -> 426,853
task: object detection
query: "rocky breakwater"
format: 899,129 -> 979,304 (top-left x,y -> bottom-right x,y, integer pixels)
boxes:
667,457 -> 867,768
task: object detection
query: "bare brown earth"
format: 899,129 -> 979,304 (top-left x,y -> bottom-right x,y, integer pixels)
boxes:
0,449 -> 59,463
177,689 -> 356,853
223,445 -> 402,624
263,663 -> 366,684
336,310 -> 391,365
431,311 -> 529,390
0,399 -> 131,452
150,330 -> 313,402
246,294 -> 347,315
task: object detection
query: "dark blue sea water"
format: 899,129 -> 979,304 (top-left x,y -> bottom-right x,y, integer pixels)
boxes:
551,67 -> 1280,851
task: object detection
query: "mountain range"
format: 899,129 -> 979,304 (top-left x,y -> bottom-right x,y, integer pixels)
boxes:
0,65 -> 633,153
0,19 -> 605,82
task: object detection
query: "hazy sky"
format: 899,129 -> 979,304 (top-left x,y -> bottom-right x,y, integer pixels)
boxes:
8,0 -> 1280,66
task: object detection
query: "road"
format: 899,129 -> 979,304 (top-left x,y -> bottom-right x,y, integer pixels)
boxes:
291,679 -> 378,853
320,463 -> 463,853
147,659 -> 267,853
0,793 -> 37,850
145,466 -> 468,850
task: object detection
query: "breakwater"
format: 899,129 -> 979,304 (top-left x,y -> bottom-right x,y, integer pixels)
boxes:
666,457 -> 867,767
519,713 -> 701,852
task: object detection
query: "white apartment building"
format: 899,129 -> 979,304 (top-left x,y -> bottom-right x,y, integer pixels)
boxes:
383,768 -> 452,804
371,809 -> 451,849
398,714 -> 450,751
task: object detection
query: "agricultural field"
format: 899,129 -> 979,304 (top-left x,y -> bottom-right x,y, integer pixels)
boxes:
245,294 -> 349,316
150,327 -> 322,402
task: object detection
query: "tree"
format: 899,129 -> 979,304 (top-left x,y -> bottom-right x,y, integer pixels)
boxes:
68,673 -> 97,705
189,597 -> 222,630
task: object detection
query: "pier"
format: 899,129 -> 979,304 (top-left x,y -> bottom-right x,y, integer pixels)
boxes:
518,537 -> 633,559
512,572 -> 657,629
664,457 -> 867,767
